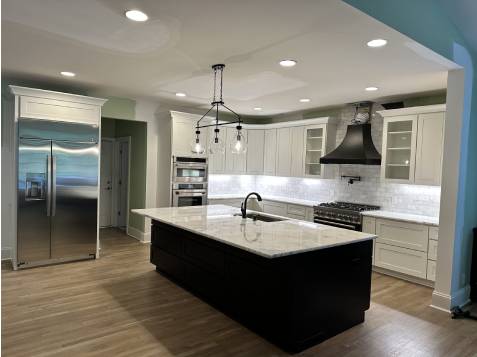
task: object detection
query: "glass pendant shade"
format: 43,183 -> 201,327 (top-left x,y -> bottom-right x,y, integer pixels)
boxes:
231,130 -> 247,154
209,136 -> 225,154
191,136 -> 205,154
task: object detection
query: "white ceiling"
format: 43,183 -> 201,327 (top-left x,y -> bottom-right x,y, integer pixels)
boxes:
2,0 -> 455,116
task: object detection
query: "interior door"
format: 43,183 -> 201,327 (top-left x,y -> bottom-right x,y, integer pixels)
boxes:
117,140 -> 129,227
51,141 -> 98,259
17,138 -> 52,263
100,139 -> 113,227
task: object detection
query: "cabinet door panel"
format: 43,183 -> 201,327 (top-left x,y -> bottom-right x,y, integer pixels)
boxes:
225,127 -> 247,174
263,129 -> 277,175
262,201 -> 287,216
290,126 -> 304,177
375,243 -> 427,279
376,219 -> 429,252
276,128 -> 291,176
415,112 -> 445,185
246,130 -> 264,174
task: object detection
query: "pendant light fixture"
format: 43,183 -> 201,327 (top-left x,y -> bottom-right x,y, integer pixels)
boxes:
191,64 -> 245,155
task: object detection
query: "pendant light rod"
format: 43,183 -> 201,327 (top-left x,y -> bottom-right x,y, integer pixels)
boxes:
195,64 -> 241,130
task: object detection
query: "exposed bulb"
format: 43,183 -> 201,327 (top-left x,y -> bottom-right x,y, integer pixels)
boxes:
191,139 -> 205,154
209,137 -> 225,154
231,131 -> 247,154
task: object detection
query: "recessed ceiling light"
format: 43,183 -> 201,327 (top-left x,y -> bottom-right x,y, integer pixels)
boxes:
299,98 -> 311,103
279,59 -> 297,67
175,92 -> 186,97
367,39 -> 387,48
253,107 -> 263,111
60,71 -> 76,77
125,9 -> 148,22
365,86 -> 379,91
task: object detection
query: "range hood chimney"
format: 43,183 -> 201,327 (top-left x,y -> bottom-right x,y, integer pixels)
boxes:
320,102 -> 381,165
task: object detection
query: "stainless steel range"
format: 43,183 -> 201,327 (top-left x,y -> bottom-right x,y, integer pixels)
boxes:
313,201 -> 380,231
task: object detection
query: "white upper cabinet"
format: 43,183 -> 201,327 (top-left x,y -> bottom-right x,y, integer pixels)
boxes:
263,129 -> 277,175
379,105 -> 445,186
290,126 -> 304,177
10,86 -> 106,125
246,129 -> 265,174
303,124 -> 327,177
171,112 -> 209,157
276,127 -> 292,176
415,112 -> 445,185
381,115 -> 418,183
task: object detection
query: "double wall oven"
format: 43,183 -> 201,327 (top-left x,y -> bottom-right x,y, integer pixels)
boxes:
171,157 -> 208,207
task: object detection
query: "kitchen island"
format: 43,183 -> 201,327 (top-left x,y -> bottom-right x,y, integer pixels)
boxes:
133,205 -> 376,353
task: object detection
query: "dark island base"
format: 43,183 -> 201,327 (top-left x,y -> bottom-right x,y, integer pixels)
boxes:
150,220 -> 373,353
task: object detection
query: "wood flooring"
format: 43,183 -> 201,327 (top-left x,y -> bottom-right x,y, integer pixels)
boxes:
2,228 -> 477,357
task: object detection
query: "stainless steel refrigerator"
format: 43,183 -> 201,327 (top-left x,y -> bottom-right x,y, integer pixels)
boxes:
17,119 -> 99,268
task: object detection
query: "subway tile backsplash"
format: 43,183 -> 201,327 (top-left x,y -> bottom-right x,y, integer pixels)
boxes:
209,104 -> 441,217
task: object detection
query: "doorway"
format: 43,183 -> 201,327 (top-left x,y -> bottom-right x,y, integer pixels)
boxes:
100,137 -> 130,230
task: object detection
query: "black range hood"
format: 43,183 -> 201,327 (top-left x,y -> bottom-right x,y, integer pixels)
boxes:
320,123 -> 381,165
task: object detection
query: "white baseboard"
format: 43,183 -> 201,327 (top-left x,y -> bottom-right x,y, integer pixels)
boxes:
126,226 -> 151,243
2,247 -> 12,261
431,284 -> 471,312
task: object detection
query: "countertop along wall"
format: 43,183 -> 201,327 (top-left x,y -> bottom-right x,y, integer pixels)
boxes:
209,104 -> 442,217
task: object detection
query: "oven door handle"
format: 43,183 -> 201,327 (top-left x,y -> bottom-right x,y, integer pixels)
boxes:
314,218 -> 356,230
174,163 -> 207,169
174,191 -> 207,196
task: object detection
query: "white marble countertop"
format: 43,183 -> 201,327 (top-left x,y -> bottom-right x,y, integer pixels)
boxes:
208,194 -> 317,207
361,210 -> 439,226
132,205 -> 376,258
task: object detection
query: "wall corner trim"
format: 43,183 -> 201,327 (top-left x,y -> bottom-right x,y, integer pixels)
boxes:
431,284 -> 471,312
126,226 -> 151,243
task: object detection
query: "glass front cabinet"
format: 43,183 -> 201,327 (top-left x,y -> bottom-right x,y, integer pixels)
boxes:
303,124 -> 328,178
381,115 -> 418,182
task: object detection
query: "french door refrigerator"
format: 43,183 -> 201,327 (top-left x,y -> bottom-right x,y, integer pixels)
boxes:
17,119 -> 99,268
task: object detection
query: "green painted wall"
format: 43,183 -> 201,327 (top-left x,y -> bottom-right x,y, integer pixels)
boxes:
100,117 -> 147,231
101,97 -> 135,120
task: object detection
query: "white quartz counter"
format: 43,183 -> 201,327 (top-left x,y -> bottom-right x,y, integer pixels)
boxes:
361,210 -> 439,226
208,194 -> 316,207
132,205 -> 376,258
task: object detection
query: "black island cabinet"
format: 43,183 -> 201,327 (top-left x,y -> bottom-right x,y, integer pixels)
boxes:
150,220 -> 373,353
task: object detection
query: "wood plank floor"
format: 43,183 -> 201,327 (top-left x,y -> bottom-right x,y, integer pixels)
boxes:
2,228 -> 477,357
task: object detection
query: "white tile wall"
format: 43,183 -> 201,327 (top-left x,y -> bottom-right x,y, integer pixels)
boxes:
209,105 -> 441,217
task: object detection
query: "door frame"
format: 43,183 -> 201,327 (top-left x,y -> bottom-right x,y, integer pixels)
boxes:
99,137 -> 115,228
111,136 -> 131,230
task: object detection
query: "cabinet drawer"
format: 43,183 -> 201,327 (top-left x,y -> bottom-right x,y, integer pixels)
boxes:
376,219 -> 429,252
427,260 -> 436,281
287,204 -> 306,216
429,226 -> 439,240
374,243 -> 427,279
183,237 -> 225,275
362,217 -> 376,234
262,201 -> 287,217
428,239 -> 438,261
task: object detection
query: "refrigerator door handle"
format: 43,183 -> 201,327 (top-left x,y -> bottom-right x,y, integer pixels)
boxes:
52,156 -> 57,217
46,156 -> 52,217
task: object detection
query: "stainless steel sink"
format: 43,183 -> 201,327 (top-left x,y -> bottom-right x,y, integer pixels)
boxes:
234,213 -> 287,222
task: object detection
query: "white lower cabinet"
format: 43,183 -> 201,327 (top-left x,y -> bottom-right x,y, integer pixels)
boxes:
262,201 -> 287,217
362,216 -> 376,264
376,219 -> 428,252
208,198 -> 242,208
367,215 -> 439,284
427,260 -> 437,282
374,242 -> 428,279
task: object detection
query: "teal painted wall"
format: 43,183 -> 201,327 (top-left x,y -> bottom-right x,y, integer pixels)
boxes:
100,117 -> 147,231
344,0 -> 477,303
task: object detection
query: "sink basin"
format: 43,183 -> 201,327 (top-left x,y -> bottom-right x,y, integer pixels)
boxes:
235,213 -> 287,222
